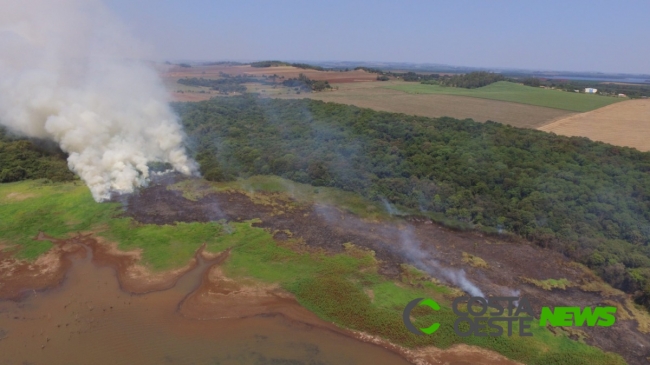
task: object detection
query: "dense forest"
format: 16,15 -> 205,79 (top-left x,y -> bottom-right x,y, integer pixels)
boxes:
174,96 -> 650,309
436,71 -> 506,88
0,127 -> 75,183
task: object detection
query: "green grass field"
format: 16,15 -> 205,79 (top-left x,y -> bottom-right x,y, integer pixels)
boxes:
385,81 -> 623,112
0,179 -> 627,365
0,180 -> 227,267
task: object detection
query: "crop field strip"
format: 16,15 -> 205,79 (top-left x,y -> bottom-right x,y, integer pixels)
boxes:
278,81 -> 574,129
539,99 -> 650,151
385,81 -> 624,112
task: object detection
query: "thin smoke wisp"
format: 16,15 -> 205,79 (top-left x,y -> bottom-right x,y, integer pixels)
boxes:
399,227 -> 484,297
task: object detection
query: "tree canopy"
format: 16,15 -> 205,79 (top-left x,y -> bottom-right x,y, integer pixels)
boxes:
0,127 -> 75,183
281,73 -> 331,92
174,96 -> 650,310
438,71 -> 506,88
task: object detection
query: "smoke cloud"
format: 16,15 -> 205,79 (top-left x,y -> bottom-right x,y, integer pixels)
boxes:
399,227 -> 484,297
0,0 -> 198,201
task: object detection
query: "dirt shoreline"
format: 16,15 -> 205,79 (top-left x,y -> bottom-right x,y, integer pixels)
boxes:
1,232 -> 521,365
0,232 -> 83,300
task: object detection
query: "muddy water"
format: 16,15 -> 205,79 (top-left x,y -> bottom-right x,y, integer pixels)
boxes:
0,249 -> 410,365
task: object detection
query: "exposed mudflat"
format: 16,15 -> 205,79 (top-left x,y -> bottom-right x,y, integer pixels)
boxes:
120,174 -> 650,365
0,237 -> 416,365
0,223 -> 519,365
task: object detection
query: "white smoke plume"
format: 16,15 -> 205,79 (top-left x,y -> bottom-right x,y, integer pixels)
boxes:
0,0 -> 198,201
399,227 -> 484,297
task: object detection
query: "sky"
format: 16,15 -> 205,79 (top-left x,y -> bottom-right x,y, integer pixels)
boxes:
104,0 -> 650,74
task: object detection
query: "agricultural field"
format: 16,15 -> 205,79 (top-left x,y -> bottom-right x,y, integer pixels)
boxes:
160,66 -> 623,131
277,81 -> 574,129
385,81 -> 624,112
539,99 -> 650,151
161,64 -> 376,83
159,63 -> 377,101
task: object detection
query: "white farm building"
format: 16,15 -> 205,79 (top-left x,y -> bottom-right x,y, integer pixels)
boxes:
585,88 -> 598,94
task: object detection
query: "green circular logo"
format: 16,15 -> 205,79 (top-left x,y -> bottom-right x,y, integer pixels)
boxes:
403,298 -> 441,335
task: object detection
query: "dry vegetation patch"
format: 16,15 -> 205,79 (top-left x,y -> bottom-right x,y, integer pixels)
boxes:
521,277 -> 572,290
461,252 -> 489,268
4,192 -> 36,202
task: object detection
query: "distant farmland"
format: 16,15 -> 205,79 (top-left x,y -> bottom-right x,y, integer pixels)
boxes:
277,82 -> 574,129
160,63 -> 378,102
160,64 -> 377,85
539,99 -> 650,151
386,81 -> 624,112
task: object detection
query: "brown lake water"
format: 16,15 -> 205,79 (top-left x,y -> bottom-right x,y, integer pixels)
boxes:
0,249 -> 410,365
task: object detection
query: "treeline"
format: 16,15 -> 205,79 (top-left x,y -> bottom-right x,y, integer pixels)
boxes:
174,96 -> 650,310
251,60 -> 326,71
522,77 -> 542,87
291,63 -> 326,71
250,60 -> 290,67
202,61 -> 246,66
356,67 -> 503,87
0,127 -> 75,183
282,73 -> 331,92
178,72 -> 330,94
354,67 -> 440,82
437,71 -> 506,88
520,77 -> 650,98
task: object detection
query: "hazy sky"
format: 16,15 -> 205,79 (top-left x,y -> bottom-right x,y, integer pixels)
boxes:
104,0 -> 649,74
